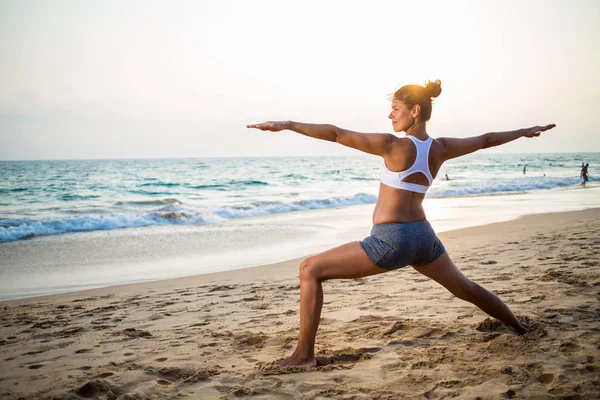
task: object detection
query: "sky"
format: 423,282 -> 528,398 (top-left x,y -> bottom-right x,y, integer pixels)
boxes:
0,0 -> 599,160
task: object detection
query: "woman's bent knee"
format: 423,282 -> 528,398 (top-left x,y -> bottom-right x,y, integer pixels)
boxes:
299,257 -> 320,281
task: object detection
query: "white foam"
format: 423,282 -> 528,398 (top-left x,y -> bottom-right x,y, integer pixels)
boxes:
1,177 -> 595,243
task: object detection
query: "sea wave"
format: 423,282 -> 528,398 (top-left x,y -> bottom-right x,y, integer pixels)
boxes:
213,193 -> 377,219
140,182 -> 182,188
115,198 -> 184,206
283,173 -> 309,180
428,176 -> 583,198
0,187 -> 29,194
59,194 -> 102,201
226,179 -> 269,187
0,211 -> 205,242
0,174 -> 594,243
0,193 -> 377,242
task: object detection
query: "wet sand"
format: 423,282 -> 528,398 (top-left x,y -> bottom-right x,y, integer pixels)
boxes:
0,209 -> 599,399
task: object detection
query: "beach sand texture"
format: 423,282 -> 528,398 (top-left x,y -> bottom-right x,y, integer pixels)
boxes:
1,209 -> 599,399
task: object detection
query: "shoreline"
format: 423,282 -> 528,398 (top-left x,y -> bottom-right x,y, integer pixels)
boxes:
2,186 -> 600,301
3,207 -> 598,306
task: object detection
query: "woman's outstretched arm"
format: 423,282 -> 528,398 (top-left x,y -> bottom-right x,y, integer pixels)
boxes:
247,121 -> 395,157
439,124 -> 556,161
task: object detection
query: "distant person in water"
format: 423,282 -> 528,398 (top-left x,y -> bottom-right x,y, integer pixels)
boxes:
581,163 -> 589,186
523,165 -> 526,175
247,80 -> 555,368
445,174 -> 450,181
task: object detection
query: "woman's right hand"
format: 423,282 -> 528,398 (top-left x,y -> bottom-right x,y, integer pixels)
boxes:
246,121 -> 289,132
521,124 -> 556,138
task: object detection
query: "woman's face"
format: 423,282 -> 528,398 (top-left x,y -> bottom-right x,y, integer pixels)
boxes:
388,99 -> 416,132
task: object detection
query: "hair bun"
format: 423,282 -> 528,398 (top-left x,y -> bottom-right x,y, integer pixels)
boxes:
424,80 -> 442,99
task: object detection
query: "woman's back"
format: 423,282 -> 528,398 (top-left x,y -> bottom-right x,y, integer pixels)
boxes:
373,135 -> 445,224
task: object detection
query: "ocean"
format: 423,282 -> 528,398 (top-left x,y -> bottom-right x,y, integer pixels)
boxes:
1,153 -> 597,243
1,153 -> 598,299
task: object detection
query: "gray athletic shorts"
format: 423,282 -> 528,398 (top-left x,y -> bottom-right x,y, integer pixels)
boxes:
359,220 -> 445,270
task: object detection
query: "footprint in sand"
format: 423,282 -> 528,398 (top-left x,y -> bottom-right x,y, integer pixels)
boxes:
57,327 -> 88,339
258,349 -> 376,375
75,379 -> 114,398
234,332 -> 269,349
559,341 -> 581,352
537,373 -> 554,384
114,328 -> 153,339
189,322 -> 210,327
475,318 -> 510,333
22,345 -> 53,356
93,372 -> 114,379
411,361 -> 432,369
435,380 -> 462,388
380,361 -> 408,371
156,365 -> 219,384
514,296 -> 532,304
482,332 -> 502,342
501,366 -> 514,375
208,285 -> 237,293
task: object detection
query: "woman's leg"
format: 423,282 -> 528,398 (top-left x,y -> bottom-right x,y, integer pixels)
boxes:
413,252 -> 528,334
279,241 -> 388,367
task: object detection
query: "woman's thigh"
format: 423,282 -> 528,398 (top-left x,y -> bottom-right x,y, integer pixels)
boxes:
303,241 -> 389,281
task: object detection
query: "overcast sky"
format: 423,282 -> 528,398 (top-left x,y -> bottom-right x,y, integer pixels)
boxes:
1,0 -> 599,160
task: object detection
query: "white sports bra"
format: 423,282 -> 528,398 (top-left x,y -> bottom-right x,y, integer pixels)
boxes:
379,135 -> 434,194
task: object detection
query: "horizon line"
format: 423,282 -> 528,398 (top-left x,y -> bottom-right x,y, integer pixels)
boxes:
1,151 -> 600,163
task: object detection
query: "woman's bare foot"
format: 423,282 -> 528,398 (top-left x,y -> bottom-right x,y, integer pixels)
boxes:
514,322 -> 529,335
276,354 -> 317,368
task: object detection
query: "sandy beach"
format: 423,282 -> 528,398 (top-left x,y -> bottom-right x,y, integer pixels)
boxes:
1,208 -> 599,399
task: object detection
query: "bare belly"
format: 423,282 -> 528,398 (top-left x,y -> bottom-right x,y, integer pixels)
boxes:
372,184 -> 426,225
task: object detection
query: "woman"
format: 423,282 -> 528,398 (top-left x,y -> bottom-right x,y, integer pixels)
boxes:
247,80 -> 555,368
